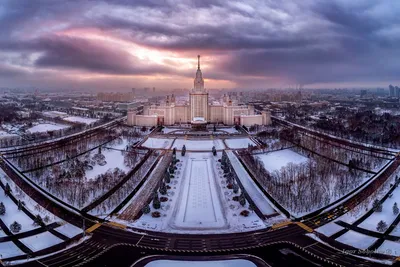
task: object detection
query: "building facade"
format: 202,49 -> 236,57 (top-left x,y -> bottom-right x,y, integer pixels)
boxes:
128,56 -> 271,127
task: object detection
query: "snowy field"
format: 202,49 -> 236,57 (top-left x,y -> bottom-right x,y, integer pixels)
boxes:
85,140 -> 130,180
142,138 -> 174,149
162,127 -> 188,134
20,232 -> 63,252
0,241 -> 24,259
0,130 -> 18,138
226,151 -> 275,215
173,139 -> 225,151
225,138 -> 256,149
256,149 -> 308,173
27,123 -> 69,133
173,156 -> 226,229
55,223 -> 83,238
63,116 -> 98,124
0,193 -> 38,232
336,230 -> 377,250
217,127 -> 239,134
378,240 -> 400,256
145,259 -> 257,267
315,222 -> 343,237
358,186 -> 400,232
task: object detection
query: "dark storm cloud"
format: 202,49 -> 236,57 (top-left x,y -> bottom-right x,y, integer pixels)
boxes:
0,0 -> 399,88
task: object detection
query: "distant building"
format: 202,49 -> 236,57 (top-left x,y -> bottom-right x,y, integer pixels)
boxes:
360,89 -> 367,98
128,55 -> 271,127
396,86 -> 400,98
389,84 -> 395,97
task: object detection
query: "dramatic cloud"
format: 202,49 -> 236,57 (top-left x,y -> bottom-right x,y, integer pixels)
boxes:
0,0 -> 399,90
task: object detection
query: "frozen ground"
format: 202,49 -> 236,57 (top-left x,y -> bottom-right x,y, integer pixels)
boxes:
0,241 -> 24,259
217,127 -> 239,134
63,116 -> 98,124
55,223 -> 83,238
142,138 -> 174,149
145,259 -> 257,267
20,232 -> 63,252
0,192 -> 38,233
27,123 -> 69,133
226,151 -> 275,215
85,140 -> 130,180
315,222 -> 343,237
378,240 -> 400,256
0,130 -> 18,138
358,185 -> 400,232
173,155 -> 226,229
256,149 -> 308,173
162,127 -> 188,134
225,138 -> 256,149
173,139 -> 225,150
336,230 -> 377,250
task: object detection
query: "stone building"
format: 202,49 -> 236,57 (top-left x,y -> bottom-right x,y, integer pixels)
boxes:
128,56 -> 271,127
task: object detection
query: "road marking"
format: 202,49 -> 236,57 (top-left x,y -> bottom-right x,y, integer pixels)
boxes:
303,242 -> 318,249
136,234 -> 145,246
295,222 -> 314,233
36,260 -> 49,267
106,221 -> 127,229
85,222 -> 102,233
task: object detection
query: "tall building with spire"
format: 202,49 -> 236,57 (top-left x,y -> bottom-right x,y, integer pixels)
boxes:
128,55 -> 271,128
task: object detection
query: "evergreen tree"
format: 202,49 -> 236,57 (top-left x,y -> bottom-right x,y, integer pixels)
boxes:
153,197 -> 161,209
213,124 -> 216,132
165,171 -> 171,183
142,204 -> 150,214
212,146 -> 217,156
18,200 -> 23,210
373,199 -> 382,212
34,214 -> 43,226
232,183 -> 239,194
181,145 -> 186,156
10,221 -> 21,233
394,202 -> 399,215
5,183 -> 11,196
159,182 -> 167,195
376,220 -> 388,232
173,147 -> 176,155
239,192 -> 246,206
0,202 -> 5,215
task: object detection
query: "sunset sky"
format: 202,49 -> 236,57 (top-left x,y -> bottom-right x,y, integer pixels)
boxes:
0,0 -> 399,91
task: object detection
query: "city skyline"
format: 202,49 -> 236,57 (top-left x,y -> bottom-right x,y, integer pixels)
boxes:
0,0 -> 399,90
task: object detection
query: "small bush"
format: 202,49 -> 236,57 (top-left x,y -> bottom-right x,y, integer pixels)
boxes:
160,197 -> 169,202
232,196 -> 239,201
240,210 -> 250,217
227,184 -> 233,189
151,211 -> 161,218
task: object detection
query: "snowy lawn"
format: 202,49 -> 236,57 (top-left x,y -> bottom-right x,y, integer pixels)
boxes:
173,139 -> 225,151
142,138 -> 174,149
27,123 -> 69,133
0,130 -> 18,138
256,149 -> 308,173
378,240 -> 400,256
336,230 -> 377,250
85,140 -> 131,180
226,151 -> 275,215
225,138 -> 256,149
315,222 -> 343,237
55,223 -> 83,238
63,116 -> 98,124
0,241 -> 24,259
217,127 -> 239,134
145,259 -> 256,267
358,185 -> 400,232
0,193 -> 37,232
20,232 -> 63,252
161,127 -> 188,134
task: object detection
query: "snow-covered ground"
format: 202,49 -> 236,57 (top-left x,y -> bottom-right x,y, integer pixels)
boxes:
217,127 -> 239,134
173,155 -> 226,229
63,116 -> 98,125
173,139 -> 225,151
55,223 -> 83,238
336,230 -> 377,250
145,259 -> 257,267
131,152 -> 267,233
161,127 -> 189,134
0,130 -> 18,139
142,138 -> 174,149
20,232 -> 63,252
256,149 -> 308,173
0,193 -> 38,233
27,123 -> 69,133
0,241 -> 24,259
225,138 -> 256,149
378,240 -> 400,256
226,151 -> 276,215
85,140 -> 130,180
315,222 -> 344,237
358,186 -> 400,232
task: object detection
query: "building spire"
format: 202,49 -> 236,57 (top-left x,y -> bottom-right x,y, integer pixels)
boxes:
197,55 -> 200,70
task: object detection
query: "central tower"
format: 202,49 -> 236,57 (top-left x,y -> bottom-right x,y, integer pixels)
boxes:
190,55 -> 209,123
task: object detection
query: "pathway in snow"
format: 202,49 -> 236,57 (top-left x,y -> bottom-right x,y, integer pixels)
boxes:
174,155 -> 226,229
